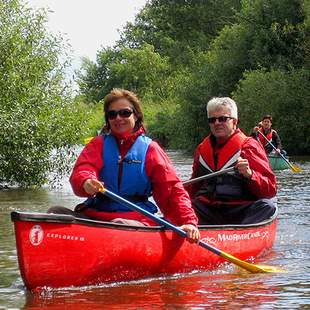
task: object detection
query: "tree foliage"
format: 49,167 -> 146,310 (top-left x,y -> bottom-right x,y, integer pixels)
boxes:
119,0 -> 241,65
238,0 -> 307,69
0,0 -> 84,186
173,0 -> 309,153
78,44 -> 171,102
78,0 -> 309,155
234,68 -> 310,154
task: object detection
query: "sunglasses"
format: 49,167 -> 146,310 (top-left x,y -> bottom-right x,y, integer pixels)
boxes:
107,108 -> 134,120
208,116 -> 234,124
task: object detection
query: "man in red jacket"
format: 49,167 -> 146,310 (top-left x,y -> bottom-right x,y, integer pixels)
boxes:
187,97 -> 277,225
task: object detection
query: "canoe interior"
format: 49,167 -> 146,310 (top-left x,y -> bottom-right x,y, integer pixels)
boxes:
11,208 -> 278,291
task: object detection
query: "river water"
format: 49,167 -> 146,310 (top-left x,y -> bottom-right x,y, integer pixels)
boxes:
0,152 -> 309,309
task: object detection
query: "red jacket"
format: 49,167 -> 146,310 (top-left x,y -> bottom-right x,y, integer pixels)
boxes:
187,129 -> 277,206
70,127 -> 198,226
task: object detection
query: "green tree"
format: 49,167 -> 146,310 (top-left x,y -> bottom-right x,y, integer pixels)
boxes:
76,0 -> 309,154
78,44 -> 171,102
173,24 -> 252,149
119,0 -> 241,65
238,0 -> 307,69
77,47 -> 120,102
78,1 -> 243,146
171,0 -> 309,151
234,68 -> 310,155
0,0 -> 84,186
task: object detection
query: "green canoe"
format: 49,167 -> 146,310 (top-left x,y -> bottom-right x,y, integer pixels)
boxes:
268,154 -> 288,170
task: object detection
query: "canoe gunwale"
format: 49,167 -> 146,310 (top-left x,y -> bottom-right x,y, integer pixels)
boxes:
268,154 -> 289,159
11,206 -> 278,231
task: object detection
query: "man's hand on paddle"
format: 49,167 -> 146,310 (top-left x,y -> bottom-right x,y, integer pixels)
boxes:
180,224 -> 200,243
83,178 -> 104,195
236,157 -> 253,179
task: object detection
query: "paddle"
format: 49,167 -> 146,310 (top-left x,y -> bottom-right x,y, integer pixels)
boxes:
99,186 -> 283,273
257,131 -> 301,173
84,137 -> 93,145
183,167 -> 235,186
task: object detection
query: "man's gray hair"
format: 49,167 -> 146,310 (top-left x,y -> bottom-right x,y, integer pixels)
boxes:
206,97 -> 238,119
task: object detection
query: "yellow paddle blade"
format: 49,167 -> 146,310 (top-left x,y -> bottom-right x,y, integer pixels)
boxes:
282,156 -> 301,172
221,252 -> 285,273
83,137 -> 94,145
290,164 -> 302,173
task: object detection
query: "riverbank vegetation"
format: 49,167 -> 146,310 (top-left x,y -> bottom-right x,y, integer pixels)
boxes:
78,0 -> 310,154
0,0 -> 85,186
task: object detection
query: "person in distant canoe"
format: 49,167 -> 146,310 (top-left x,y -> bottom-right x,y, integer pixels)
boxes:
48,88 -> 200,242
186,97 -> 277,225
251,115 -> 286,155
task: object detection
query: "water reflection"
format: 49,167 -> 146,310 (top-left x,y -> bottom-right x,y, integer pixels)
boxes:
23,272 -> 280,309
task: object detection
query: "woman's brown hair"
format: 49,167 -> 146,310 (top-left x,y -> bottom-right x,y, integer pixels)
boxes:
103,88 -> 145,132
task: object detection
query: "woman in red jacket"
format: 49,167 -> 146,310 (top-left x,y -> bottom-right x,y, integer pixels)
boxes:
49,88 -> 199,242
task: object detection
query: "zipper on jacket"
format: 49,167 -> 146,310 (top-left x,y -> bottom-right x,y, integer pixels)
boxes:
117,155 -> 123,190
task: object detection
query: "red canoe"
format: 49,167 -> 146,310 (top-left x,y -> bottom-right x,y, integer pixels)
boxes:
11,209 -> 278,291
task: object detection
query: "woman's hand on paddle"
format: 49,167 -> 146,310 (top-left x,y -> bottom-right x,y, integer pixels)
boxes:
83,178 -> 104,195
180,224 -> 200,243
236,157 -> 253,179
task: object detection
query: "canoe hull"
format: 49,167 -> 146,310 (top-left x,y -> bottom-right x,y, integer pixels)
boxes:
268,155 -> 288,170
11,211 -> 278,290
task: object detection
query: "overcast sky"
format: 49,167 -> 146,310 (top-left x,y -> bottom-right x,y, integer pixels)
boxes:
27,0 -> 147,78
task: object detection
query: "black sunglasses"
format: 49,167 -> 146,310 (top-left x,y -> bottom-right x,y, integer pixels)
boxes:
208,116 -> 234,124
107,108 -> 134,120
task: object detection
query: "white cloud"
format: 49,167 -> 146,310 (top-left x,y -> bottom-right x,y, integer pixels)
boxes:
27,0 -> 146,61
26,0 -> 146,88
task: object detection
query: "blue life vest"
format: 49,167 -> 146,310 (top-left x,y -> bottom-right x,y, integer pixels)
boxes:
83,134 -> 158,213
